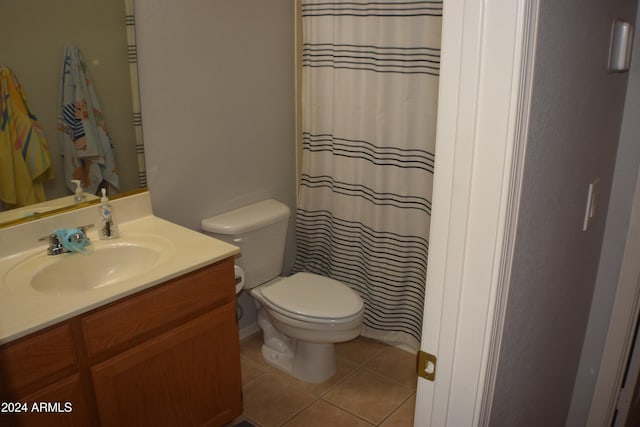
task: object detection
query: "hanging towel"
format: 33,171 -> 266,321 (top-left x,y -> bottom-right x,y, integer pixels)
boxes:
58,44 -> 119,195
0,67 -> 54,208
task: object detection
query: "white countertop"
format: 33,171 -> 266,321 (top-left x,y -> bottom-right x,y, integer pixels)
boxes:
0,192 -> 239,344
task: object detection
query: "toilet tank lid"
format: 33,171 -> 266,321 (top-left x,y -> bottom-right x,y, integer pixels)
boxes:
201,199 -> 290,234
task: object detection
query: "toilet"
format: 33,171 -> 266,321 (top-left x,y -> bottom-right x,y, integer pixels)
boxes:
201,199 -> 364,383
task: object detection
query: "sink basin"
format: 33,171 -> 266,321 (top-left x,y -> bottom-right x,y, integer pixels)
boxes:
4,234 -> 174,295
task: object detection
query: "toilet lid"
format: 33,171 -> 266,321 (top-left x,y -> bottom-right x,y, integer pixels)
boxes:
261,272 -> 363,320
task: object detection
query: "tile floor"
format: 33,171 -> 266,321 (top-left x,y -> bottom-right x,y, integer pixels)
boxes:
229,332 -> 417,427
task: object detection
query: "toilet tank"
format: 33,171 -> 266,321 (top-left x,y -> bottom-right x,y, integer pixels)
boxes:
201,199 -> 291,289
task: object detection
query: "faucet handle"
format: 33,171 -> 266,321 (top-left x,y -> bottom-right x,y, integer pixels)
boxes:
38,234 -> 66,255
37,224 -> 93,242
37,224 -> 95,255
38,234 -> 52,242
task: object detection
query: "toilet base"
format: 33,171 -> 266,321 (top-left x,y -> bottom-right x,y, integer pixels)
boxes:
261,341 -> 336,383
257,307 -> 336,383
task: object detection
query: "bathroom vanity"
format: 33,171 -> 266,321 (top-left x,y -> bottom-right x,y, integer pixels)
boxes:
0,191 -> 242,426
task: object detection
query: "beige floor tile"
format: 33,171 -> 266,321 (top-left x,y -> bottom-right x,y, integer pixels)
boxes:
270,355 -> 360,397
242,372 -> 316,427
323,369 -> 414,425
240,334 -> 417,426
283,400 -> 374,427
380,394 -> 416,427
241,356 -> 269,387
241,333 -> 360,397
336,336 -> 388,366
364,346 -> 418,389
240,332 -> 270,367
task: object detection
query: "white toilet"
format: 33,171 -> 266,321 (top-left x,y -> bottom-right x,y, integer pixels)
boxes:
201,199 -> 364,383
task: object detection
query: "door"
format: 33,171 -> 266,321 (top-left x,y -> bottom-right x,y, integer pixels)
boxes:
413,1 -> 539,425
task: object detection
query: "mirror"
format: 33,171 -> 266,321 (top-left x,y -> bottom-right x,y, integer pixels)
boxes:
0,0 -> 146,227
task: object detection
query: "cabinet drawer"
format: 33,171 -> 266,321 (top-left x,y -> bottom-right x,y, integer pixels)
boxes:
0,324 -> 76,397
81,257 -> 234,358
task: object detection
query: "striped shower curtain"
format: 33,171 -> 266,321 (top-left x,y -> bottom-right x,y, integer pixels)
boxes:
294,1 -> 442,351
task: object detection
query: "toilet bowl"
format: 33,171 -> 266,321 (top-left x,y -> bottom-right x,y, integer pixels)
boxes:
252,272 -> 363,340
251,272 -> 363,382
201,199 -> 364,383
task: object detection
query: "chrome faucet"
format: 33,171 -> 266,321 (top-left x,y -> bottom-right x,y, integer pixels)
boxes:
39,224 -> 94,255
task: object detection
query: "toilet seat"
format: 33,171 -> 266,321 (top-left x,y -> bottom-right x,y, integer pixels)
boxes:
258,272 -> 363,324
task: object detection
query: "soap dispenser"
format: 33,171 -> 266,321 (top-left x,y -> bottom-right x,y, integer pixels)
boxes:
98,188 -> 119,239
71,180 -> 86,203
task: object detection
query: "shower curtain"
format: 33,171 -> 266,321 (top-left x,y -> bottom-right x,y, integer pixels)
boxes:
294,0 -> 442,351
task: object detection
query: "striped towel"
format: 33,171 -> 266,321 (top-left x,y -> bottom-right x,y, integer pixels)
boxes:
58,44 -> 119,195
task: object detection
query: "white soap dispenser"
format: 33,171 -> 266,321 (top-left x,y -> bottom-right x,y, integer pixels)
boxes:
71,180 -> 86,203
98,188 -> 119,239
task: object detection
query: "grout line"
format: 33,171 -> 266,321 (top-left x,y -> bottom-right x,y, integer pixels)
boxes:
323,364 -> 416,426
360,365 -> 418,391
319,398 -> 377,426
316,358 -> 363,397
277,397 -> 316,427
376,391 -> 416,426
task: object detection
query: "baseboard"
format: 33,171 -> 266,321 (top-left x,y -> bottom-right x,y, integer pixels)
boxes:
239,322 -> 260,341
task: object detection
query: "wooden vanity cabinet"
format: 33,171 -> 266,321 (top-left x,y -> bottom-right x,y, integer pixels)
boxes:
0,257 -> 242,427
86,257 -> 242,426
0,324 -> 93,427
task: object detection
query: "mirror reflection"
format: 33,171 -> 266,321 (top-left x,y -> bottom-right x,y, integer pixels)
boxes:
0,0 -> 145,226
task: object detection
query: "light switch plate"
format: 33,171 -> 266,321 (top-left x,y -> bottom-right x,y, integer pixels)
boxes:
583,178 -> 601,231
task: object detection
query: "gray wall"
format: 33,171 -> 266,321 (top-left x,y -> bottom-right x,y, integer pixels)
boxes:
489,0 -> 637,425
134,0 -> 296,330
567,3 -> 640,425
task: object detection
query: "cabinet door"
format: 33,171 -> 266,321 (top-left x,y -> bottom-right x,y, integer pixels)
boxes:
0,374 -> 93,427
91,304 -> 242,427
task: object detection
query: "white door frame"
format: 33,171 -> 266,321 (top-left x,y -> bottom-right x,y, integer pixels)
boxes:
414,1 -> 539,425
